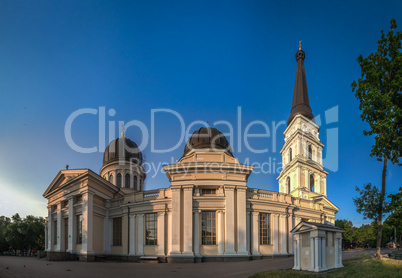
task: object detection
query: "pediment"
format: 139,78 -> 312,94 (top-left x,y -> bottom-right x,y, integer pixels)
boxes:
43,169 -> 87,197
313,196 -> 339,211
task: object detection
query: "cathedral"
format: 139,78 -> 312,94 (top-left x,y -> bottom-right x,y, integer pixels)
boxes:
43,48 -> 340,263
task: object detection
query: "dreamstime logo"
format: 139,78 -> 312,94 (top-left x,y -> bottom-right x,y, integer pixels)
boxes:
64,106 -> 339,176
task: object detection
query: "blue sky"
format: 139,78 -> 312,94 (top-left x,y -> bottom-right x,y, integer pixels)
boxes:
0,0 -> 400,227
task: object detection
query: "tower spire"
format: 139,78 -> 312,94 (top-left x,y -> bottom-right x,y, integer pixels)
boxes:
287,45 -> 314,126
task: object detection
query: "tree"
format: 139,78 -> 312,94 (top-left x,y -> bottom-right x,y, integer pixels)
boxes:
351,18 -> 402,259
3,214 -> 45,255
335,219 -> 356,249
0,216 -> 11,253
385,187 -> 402,248
354,183 -> 385,220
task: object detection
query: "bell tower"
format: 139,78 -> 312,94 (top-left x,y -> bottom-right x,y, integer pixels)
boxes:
277,45 -> 328,200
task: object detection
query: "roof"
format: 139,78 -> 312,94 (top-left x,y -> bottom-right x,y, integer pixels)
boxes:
287,49 -> 315,126
183,127 -> 233,157
291,221 -> 344,234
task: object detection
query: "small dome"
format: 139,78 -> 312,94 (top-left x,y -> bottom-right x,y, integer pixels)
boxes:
183,127 -> 233,157
103,136 -> 143,166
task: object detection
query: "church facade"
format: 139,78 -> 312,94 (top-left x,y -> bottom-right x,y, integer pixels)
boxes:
43,48 -> 339,262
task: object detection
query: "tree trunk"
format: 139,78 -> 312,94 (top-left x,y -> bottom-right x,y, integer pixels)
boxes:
376,156 -> 387,260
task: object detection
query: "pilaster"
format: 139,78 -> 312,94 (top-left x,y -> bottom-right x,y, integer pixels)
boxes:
66,198 -> 74,253
273,214 -> 280,254
56,202 -> 62,251
182,186 -> 193,255
193,210 -> 200,256
224,186 -> 236,255
237,187 -> 247,255
129,214 -> 136,255
81,192 -> 94,254
137,214 -> 144,255
217,210 -> 224,255
280,214 -> 287,254
157,211 -> 165,256
170,187 -> 181,254
251,212 -> 260,255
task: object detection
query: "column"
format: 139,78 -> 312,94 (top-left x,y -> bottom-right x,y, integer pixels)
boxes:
44,222 -> 48,252
335,238 -> 339,267
170,188 -> 181,254
246,211 -> 250,255
47,207 -> 52,251
338,238 -> 343,267
323,177 -> 327,195
296,167 -> 301,188
297,137 -> 301,156
322,237 -> 326,270
310,236 -> 315,270
314,237 -> 321,271
167,210 -> 172,255
129,215 -> 136,255
157,212 -> 165,256
305,170 -> 309,189
297,236 -> 301,269
217,210 -> 224,255
273,214 -> 280,254
193,210 -> 200,256
81,192 -> 94,254
103,201 -> 111,254
137,214 -> 144,255
251,212 -> 260,255
224,186 -> 236,255
292,235 -> 301,270
56,202 -> 62,251
237,187 -> 247,255
280,215 -> 287,254
182,186 -> 193,255
317,175 -> 321,194
67,198 -> 74,253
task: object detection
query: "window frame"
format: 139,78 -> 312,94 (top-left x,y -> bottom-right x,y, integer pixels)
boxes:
201,211 -> 217,245
259,212 -> 271,245
112,217 -> 122,246
76,215 -> 83,244
145,213 -> 158,245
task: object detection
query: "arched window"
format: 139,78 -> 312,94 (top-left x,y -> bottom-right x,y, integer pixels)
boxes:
307,145 -> 312,159
116,173 -> 122,188
310,174 -> 315,192
125,173 -> 130,188
134,176 -> 138,190
289,148 -> 293,162
109,174 -> 113,184
286,177 -> 291,194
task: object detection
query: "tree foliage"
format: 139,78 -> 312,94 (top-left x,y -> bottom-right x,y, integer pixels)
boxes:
0,214 -> 45,255
351,18 -> 402,165
353,183 -> 386,221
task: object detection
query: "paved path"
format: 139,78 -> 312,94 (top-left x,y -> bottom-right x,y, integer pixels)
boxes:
0,249 -> 392,278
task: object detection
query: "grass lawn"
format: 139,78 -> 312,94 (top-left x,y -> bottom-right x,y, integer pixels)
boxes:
249,255 -> 402,278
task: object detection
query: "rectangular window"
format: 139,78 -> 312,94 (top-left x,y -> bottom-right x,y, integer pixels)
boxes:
76,215 -> 83,244
259,213 -> 271,245
145,213 -> 158,245
53,220 -> 58,244
201,189 -> 216,195
202,211 -> 216,245
113,217 -> 122,246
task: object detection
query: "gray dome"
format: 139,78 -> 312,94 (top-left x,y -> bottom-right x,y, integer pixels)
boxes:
103,137 -> 143,166
183,127 -> 233,157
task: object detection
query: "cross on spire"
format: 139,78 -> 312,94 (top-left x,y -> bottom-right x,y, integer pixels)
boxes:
121,124 -> 125,137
